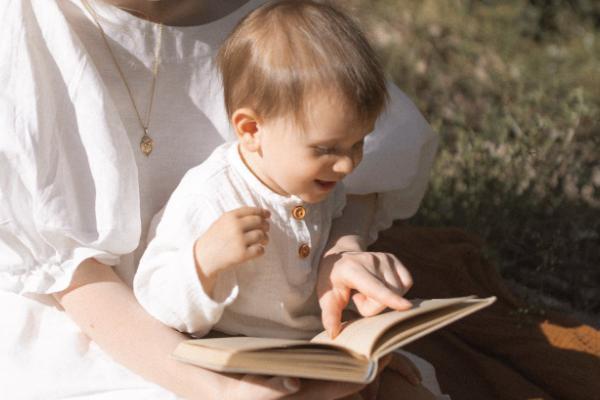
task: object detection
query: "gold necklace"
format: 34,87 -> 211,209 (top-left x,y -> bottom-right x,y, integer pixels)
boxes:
82,0 -> 163,157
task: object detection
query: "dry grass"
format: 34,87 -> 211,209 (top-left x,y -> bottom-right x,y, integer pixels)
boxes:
337,0 -> 600,326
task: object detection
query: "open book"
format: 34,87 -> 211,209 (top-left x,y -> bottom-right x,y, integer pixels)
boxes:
173,296 -> 496,383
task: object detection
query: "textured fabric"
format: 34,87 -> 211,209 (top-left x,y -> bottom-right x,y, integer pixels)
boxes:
372,224 -> 600,400
0,0 -> 440,398
135,142 -> 346,339
0,0 -> 438,297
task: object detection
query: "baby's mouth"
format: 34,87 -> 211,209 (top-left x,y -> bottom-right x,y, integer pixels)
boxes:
315,180 -> 337,190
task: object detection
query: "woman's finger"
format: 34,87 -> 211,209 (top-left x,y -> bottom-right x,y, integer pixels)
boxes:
379,354 -> 393,370
230,375 -> 300,399
285,379 -> 365,400
388,352 -> 422,386
357,355 -> 393,400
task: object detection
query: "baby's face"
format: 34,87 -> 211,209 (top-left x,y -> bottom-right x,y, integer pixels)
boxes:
256,96 -> 373,203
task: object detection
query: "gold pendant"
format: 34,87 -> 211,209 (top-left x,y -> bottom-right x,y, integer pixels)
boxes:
140,133 -> 154,156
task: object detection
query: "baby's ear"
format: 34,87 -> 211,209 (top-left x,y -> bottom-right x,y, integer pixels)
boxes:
232,108 -> 261,152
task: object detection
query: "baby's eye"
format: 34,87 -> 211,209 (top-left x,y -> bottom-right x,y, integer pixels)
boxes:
353,140 -> 365,150
314,146 -> 335,155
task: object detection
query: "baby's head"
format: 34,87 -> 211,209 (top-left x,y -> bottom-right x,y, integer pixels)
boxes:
217,0 -> 388,203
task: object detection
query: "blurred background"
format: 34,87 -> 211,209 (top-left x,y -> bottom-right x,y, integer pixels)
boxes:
337,0 -> 600,326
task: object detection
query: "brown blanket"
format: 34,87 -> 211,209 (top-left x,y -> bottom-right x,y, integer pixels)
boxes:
370,224 -> 600,400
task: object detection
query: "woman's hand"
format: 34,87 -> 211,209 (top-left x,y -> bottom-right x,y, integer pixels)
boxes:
221,374 -> 365,400
317,246 -> 413,338
285,380 -> 366,399
218,374 -> 300,399
219,353 -> 422,400
359,353 -> 422,400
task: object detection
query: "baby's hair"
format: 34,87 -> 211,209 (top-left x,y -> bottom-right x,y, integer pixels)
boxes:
217,0 -> 389,127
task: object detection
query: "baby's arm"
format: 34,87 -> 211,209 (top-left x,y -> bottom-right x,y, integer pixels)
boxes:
134,194 -> 270,336
317,194 -> 413,338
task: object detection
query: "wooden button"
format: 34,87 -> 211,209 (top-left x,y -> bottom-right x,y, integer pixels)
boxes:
292,205 -> 306,220
298,243 -> 310,258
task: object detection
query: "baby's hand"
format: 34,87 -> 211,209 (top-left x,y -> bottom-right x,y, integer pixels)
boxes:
194,207 -> 270,293
317,250 -> 413,338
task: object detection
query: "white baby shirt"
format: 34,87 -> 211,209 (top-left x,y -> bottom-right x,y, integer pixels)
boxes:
134,142 -> 346,339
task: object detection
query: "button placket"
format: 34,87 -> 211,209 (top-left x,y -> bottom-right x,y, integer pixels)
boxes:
290,204 -> 311,262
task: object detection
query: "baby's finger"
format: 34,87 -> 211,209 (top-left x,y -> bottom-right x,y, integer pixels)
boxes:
343,268 -> 412,311
244,229 -> 269,246
380,261 -> 409,296
239,214 -> 270,233
318,288 -> 348,339
244,243 -> 265,260
386,254 -> 413,291
232,206 -> 271,219
351,292 -> 386,317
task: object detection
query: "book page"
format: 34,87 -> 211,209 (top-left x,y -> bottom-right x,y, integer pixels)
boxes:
183,337 -> 310,353
173,296 -> 494,383
372,298 -> 496,358
311,296 -> 491,357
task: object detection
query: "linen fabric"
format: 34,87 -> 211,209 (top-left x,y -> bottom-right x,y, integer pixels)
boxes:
0,0 -> 440,398
135,142 -> 346,339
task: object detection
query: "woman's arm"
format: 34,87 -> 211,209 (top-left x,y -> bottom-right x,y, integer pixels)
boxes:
53,258 -> 223,399
54,258 -> 366,399
53,258 -> 296,400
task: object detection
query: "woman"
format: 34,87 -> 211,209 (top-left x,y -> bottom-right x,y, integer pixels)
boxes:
0,0 -> 441,398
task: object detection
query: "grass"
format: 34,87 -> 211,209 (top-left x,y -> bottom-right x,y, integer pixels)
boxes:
338,0 -> 600,325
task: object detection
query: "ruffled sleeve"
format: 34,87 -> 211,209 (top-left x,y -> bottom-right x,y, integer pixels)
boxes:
343,82 -> 438,244
0,0 -> 140,294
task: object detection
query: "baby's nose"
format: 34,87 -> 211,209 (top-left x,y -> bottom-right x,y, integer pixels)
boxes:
333,156 -> 354,174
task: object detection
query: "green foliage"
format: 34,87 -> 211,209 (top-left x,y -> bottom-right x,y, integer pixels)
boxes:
340,0 -> 600,320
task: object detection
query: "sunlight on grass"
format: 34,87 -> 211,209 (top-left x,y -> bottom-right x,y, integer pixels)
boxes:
338,0 -> 600,323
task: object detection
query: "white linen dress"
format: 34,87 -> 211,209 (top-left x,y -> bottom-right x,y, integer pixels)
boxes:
0,0 -> 441,398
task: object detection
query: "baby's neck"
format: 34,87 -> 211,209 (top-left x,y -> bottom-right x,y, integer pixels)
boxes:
237,145 -> 287,196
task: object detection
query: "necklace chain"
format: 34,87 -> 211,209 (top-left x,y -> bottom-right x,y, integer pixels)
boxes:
82,0 -> 163,157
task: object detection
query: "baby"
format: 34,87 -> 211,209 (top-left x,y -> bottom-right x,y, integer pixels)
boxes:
134,0 -> 408,340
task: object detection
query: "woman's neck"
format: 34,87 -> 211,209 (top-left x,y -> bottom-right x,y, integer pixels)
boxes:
100,0 -> 251,26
